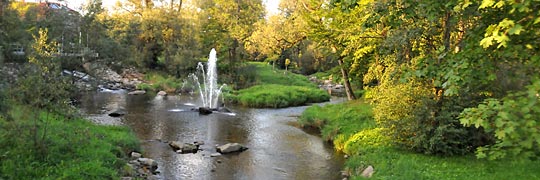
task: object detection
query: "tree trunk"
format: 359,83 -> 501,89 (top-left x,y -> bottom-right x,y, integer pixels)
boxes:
338,57 -> 356,100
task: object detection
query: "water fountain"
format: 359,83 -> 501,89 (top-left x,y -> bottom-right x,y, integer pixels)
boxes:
188,48 -> 227,114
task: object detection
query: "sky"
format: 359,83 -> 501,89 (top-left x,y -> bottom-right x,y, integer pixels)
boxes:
22,0 -> 280,15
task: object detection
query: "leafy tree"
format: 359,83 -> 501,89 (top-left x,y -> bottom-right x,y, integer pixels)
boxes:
455,0 -> 540,159
198,0 -> 264,63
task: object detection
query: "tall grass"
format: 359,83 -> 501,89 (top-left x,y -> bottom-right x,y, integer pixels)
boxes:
0,108 -> 140,179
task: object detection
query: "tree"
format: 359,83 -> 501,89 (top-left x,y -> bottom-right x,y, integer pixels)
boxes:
300,0 -> 382,100
198,0 -> 264,63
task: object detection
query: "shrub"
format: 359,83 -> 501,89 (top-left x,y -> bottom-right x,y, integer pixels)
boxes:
369,81 -> 486,155
460,81 -> 540,160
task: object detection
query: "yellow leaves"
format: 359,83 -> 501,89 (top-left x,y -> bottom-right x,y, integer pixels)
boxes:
339,128 -> 390,155
479,0 -> 505,9
480,19 -> 522,48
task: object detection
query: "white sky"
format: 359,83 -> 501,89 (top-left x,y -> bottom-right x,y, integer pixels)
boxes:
22,0 -> 280,15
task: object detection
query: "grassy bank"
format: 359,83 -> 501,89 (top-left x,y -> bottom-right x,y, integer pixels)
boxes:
0,107 -> 140,179
229,62 -> 329,108
299,100 -> 540,179
136,72 -> 183,93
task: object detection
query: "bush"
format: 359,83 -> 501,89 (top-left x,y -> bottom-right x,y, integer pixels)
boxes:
369,81 -> 490,155
460,81 -> 540,160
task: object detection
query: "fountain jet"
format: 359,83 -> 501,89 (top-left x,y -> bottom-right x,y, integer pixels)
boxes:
188,48 -> 226,109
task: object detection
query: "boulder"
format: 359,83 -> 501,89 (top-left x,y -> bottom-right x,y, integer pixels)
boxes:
137,158 -> 158,169
130,152 -> 142,159
210,153 -> 222,157
157,91 -> 167,96
361,165 -> 374,178
169,141 -> 199,153
108,109 -> 126,117
128,90 -> 146,95
198,107 -> 213,115
216,143 -> 248,154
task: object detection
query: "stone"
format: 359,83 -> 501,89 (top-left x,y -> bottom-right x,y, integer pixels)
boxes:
323,80 -> 332,85
169,141 -> 199,153
210,153 -> 221,157
340,170 -> 350,178
216,143 -> 248,154
198,107 -> 213,115
194,141 -> 205,146
128,90 -> 146,95
361,165 -> 374,178
344,154 -> 349,159
137,158 -> 158,168
129,160 -> 141,166
121,177 -> 133,180
108,109 -> 126,117
130,152 -> 142,159
157,91 -> 167,96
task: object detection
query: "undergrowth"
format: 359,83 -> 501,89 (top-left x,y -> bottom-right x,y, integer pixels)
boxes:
299,100 -> 540,179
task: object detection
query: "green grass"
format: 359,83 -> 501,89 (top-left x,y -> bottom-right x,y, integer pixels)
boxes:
0,107 -> 140,179
234,84 -> 330,108
229,62 -> 329,108
251,62 -> 317,88
299,100 -> 540,180
299,100 -> 375,142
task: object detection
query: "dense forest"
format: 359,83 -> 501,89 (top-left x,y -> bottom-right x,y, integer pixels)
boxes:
1,0 -> 539,179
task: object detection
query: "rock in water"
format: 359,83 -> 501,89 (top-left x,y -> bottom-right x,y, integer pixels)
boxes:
108,109 -> 126,117
198,107 -> 213,115
128,90 -> 146,95
130,152 -> 142,159
137,158 -> 158,170
361,165 -> 374,178
168,141 -> 199,153
216,143 -> 248,154
157,91 -> 167,96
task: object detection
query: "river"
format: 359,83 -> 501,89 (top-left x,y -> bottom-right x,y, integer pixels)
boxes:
79,90 -> 345,180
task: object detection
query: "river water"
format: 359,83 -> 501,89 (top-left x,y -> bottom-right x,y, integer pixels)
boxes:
79,90 -> 345,180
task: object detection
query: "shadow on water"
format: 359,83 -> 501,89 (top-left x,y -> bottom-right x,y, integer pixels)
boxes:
79,91 -> 346,180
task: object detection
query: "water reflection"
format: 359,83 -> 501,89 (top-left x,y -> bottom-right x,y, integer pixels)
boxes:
79,91 -> 345,180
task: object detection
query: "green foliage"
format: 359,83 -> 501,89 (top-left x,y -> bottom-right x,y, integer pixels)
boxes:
301,99 -> 540,179
460,81 -> 540,160
0,108 -> 140,179
369,81 -> 432,146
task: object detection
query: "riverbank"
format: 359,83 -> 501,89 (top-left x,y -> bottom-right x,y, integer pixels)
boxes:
0,107 -> 140,179
227,62 -> 330,108
299,100 -> 540,179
